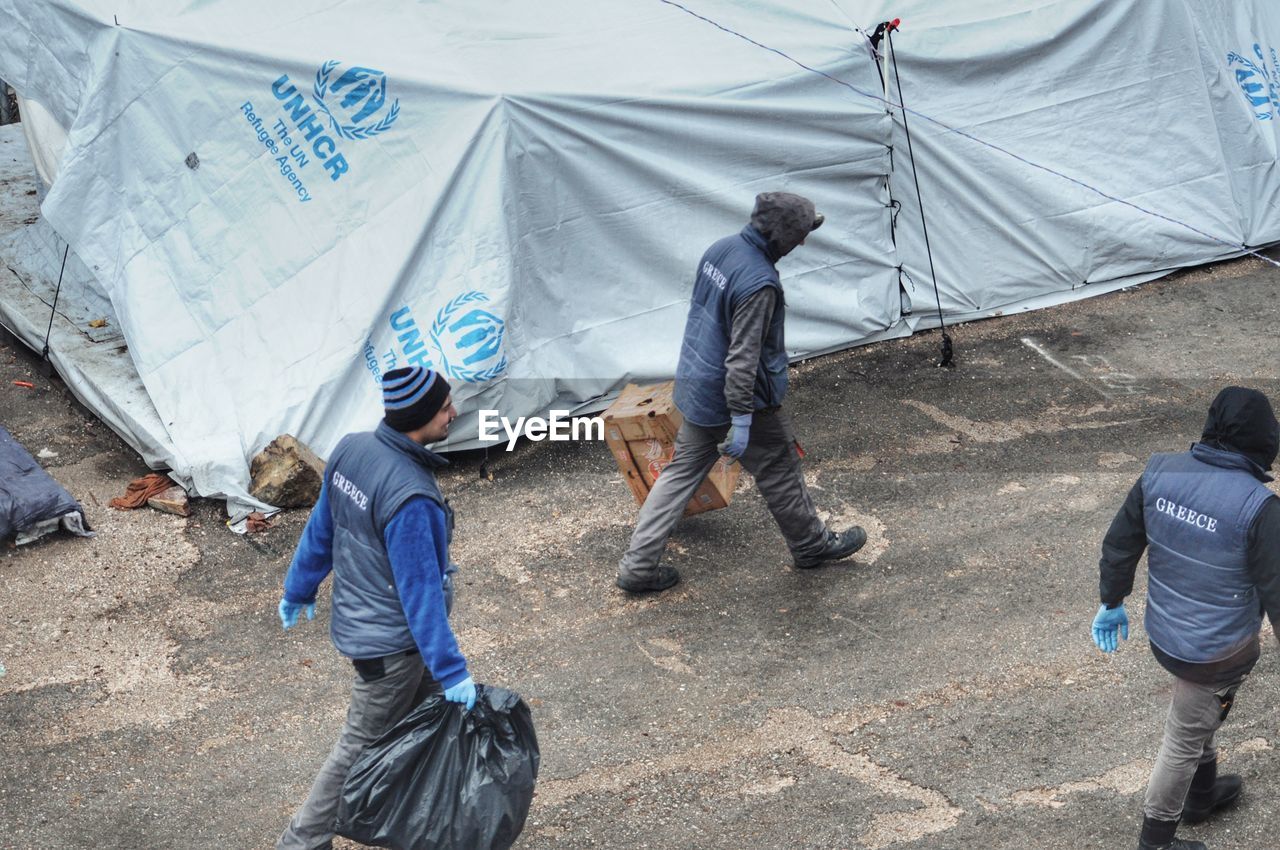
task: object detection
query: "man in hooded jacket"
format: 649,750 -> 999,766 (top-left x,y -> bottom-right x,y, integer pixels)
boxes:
1092,386 -> 1280,850
617,192 -> 866,594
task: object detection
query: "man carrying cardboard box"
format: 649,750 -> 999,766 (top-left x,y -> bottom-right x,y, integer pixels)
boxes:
616,192 -> 866,594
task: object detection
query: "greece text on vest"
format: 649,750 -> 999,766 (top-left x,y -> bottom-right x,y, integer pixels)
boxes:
331,470 -> 369,511
1154,497 -> 1218,532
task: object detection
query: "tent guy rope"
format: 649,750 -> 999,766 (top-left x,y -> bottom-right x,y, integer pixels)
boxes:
885,23 -> 953,367
39,242 -> 70,377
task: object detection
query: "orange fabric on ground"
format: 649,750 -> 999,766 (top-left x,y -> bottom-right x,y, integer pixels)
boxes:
109,473 -> 176,509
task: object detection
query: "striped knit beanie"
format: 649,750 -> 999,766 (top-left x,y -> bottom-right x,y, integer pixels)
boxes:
382,366 -> 451,432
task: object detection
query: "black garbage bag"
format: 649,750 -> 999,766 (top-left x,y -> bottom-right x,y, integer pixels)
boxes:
335,684 -> 539,850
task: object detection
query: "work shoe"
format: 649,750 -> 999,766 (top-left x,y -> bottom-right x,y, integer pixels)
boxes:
1182,760 -> 1242,824
616,566 -> 681,594
793,526 -> 867,569
1135,815 -> 1207,850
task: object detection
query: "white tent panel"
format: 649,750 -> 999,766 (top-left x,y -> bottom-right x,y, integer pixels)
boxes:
873,0 -> 1247,321
2,0 -> 1280,506
1182,0 -> 1280,247
2,1 -> 895,504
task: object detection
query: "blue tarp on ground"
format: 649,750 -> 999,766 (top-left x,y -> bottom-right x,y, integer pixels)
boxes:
0,425 -> 92,543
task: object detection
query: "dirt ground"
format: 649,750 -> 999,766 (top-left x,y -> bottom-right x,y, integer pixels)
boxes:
5,167 -> 1280,847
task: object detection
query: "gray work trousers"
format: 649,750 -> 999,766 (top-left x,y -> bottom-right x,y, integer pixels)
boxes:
1143,673 -> 1245,821
277,651 -> 439,850
618,408 -> 827,579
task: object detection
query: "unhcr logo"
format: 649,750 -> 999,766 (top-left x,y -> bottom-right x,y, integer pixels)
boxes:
1228,43 -> 1280,120
262,60 -> 401,189
430,292 -> 508,384
268,73 -> 351,182
373,292 -> 509,386
313,61 -> 400,140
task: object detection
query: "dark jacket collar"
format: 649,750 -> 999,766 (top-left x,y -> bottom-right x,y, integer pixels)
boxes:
740,224 -> 780,264
1191,442 -> 1273,482
375,420 -> 448,470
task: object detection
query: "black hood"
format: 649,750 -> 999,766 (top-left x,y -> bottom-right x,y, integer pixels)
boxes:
749,192 -> 823,261
1200,386 -> 1279,471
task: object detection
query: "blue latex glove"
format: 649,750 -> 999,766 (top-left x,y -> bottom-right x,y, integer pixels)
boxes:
444,675 -> 477,710
1091,604 -> 1129,653
278,598 -> 316,630
717,413 -> 752,459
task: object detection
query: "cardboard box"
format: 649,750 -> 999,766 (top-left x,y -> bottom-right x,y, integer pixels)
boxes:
603,381 -> 740,516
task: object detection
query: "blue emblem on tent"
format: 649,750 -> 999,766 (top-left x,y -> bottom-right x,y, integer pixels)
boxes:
429,292 -> 508,384
1228,44 -> 1280,121
313,61 -> 400,140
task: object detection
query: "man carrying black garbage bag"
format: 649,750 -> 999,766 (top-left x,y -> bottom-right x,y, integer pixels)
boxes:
276,366 -> 477,850
616,192 -> 866,595
1092,386 -> 1280,850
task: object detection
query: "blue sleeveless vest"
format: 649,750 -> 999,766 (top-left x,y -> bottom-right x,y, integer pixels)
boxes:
673,226 -> 788,427
326,421 -> 452,659
1141,444 -> 1272,663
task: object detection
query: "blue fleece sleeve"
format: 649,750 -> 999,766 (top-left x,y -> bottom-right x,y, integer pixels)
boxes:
283,479 -> 334,604
385,496 -> 469,689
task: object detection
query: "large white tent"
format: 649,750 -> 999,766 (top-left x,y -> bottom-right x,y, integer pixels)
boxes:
1,0 -> 1278,507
